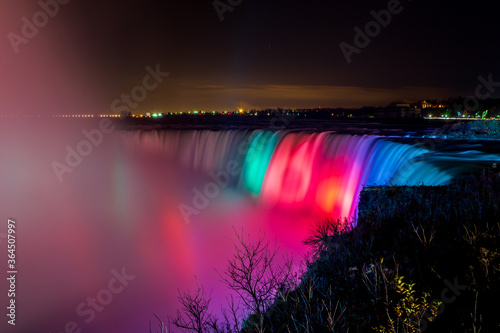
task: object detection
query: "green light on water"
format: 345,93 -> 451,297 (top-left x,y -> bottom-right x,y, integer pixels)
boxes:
242,132 -> 279,195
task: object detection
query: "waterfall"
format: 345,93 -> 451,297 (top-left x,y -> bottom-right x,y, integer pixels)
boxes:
2,119 -> 498,333
123,129 -> 487,221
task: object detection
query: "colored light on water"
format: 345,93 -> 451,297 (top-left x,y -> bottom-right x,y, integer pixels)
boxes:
242,131 -> 279,195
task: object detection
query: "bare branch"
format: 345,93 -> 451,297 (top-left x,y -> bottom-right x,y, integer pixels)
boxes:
218,227 -> 293,316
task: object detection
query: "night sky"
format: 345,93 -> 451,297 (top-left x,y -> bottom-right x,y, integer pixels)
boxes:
1,0 -> 499,115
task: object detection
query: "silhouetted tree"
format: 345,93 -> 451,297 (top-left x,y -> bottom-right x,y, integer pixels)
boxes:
170,228 -> 293,333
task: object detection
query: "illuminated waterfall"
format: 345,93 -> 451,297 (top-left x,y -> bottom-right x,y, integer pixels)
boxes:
123,129 -> 469,221
2,120 -> 499,333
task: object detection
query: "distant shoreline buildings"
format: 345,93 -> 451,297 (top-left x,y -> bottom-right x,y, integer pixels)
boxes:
2,98 -> 500,120
120,97 -> 500,120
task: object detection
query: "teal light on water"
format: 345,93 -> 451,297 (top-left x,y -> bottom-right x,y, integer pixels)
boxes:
242,131 -> 279,195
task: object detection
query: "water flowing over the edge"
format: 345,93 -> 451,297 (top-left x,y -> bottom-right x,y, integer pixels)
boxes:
2,120 -> 499,333
123,129 -> 497,222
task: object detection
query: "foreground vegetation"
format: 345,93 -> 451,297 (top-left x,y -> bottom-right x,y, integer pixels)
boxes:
158,170 -> 500,333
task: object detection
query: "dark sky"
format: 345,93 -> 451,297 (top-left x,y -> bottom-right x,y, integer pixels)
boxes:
1,0 -> 499,114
